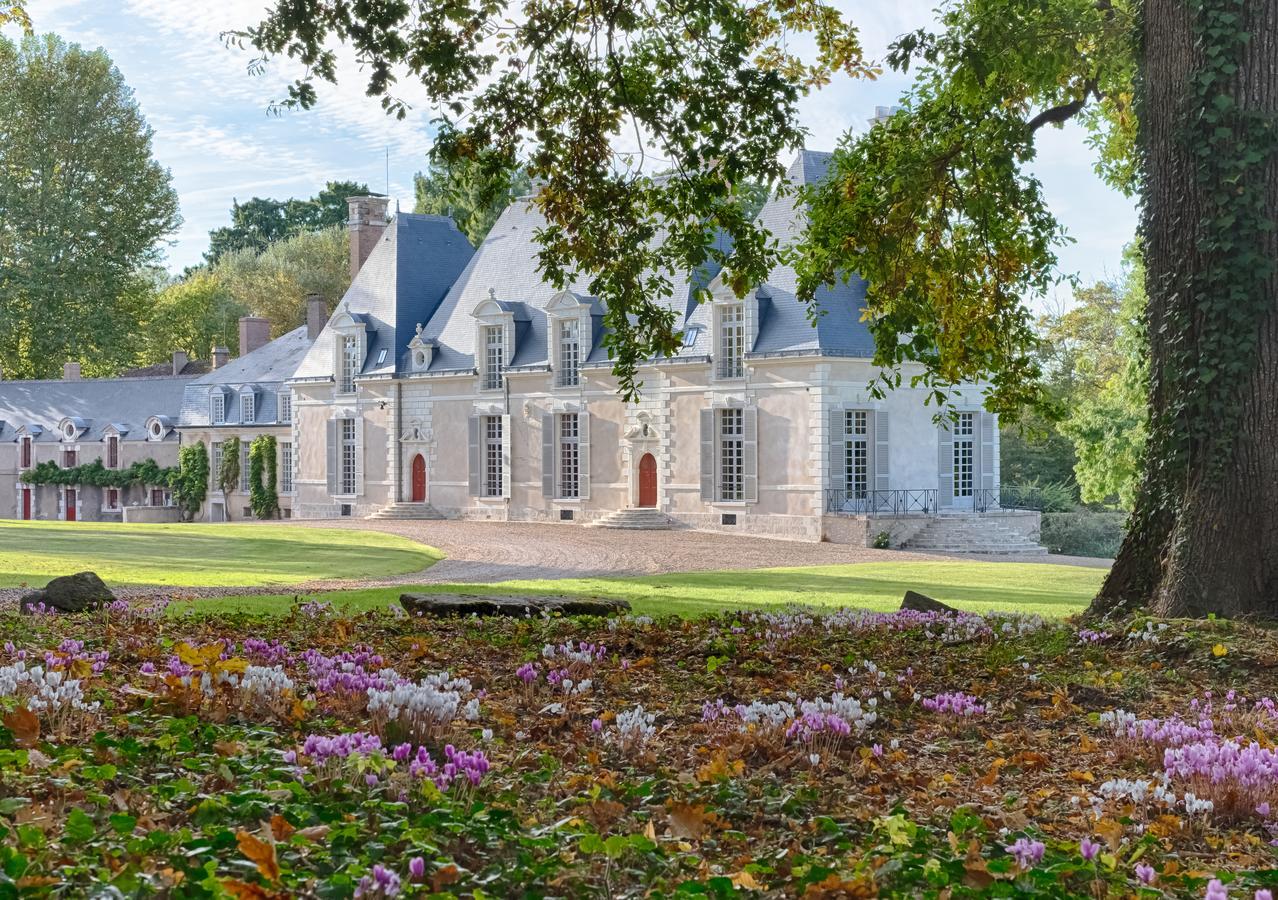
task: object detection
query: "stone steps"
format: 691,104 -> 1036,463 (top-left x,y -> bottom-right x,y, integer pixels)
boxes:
367,502 -> 445,520
586,508 -> 674,530
903,515 -> 1047,555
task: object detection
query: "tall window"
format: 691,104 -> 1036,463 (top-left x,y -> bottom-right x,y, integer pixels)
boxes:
340,418 -> 358,495
280,442 -> 294,493
279,392 -> 293,424
62,447 -> 77,469
483,415 -> 503,497
241,393 -> 255,424
105,435 -> 120,469
954,412 -> 975,499
339,335 -> 360,393
240,442 -> 251,493
556,319 -> 580,387
482,325 -> 505,390
844,412 -> 869,500
105,488 -> 119,511
717,304 -> 745,379
558,413 -> 579,498
210,392 -> 225,425
19,436 -> 32,469
717,408 -> 744,501
211,442 -> 222,487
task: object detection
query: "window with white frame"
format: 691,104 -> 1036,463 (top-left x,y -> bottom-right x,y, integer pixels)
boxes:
210,442 -> 222,487
280,441 -> 294,493
556,319 -> 580,387
339,418 -> 358,495
844,411 -> 869,500
339,335 -> 360,393
717,304 -> 745,379
558,413 -> 580,498
482,325 -> 505,390
241,392 -> 255,424
279,392 -> 292,424
717,408 -> 744,501
953,412 -> 975,498
483,415 -> 503,497
210,392 -> 225,425
19,436 -> 32,469
240,441 -> 251,493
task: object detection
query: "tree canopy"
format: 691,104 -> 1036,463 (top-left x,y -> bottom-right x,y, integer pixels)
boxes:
0,33 -> 180,379
414,157 -> 532,247
204,180 -> 368,264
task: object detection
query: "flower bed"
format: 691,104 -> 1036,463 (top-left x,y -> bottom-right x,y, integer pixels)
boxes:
0,601 -> 1276,896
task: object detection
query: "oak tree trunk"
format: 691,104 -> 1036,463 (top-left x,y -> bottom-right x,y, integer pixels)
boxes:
1091,0 -> 1278,618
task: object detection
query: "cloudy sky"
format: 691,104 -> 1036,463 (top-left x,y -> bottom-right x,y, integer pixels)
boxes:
7,1 -> 1137,304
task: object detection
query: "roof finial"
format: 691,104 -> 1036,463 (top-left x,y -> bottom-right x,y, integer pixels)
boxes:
488,287 -> 497,301
415,322 -> 423,336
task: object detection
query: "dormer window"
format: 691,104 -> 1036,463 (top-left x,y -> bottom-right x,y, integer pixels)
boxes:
482,325 -> 505,390
716,303 -> 746,379
279,392 -> 292,424
241,392 -> 255,424
339,334 -> 360,393
105,434 -> 120,469
556,319 -> 580,387
211,392 -> 226,425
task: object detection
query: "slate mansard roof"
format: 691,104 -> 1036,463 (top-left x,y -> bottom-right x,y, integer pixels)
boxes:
0,376 -> 194,444
299,150 -> 874,381
180,326 -> 315,428
293,214 -> 476,381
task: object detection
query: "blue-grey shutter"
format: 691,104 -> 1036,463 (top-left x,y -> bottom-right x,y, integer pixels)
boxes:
937,421 -> 953,508
874,410 -> 890,495
578,412 -> 591,500
541,412 -> 555,498
699,408 -> 715,501
828,409 -> 846,495
742,406 -> 758,503
325,420 -> 337,495
467,415 -> 481,496
980,412 -> 996,493
500,414 -> 512,498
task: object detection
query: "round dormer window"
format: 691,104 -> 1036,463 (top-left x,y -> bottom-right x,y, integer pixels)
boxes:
150,421 -> 163,439
414,350 -> 426,368
62,422 -> 76,440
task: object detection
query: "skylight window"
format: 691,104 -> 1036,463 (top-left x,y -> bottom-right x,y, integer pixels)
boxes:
681,325 -> 704,349
376,348 -> 388,366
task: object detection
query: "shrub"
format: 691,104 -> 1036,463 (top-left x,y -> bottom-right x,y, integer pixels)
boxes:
249,435 -> 280,519
1040,510 -> 1127,558
1002,479 -> 1077,513
173,442 -> 208,521
872,530 -> 891,549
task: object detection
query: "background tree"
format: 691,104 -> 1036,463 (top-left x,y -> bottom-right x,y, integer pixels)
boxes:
1,1 -> 29,33
204,180 -> 368,264
415,157 -> 532,247
0,33 -> 180,379
213,225 -> 349,335
146,271 -> 247,360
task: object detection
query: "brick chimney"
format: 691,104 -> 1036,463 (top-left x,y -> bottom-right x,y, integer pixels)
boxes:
211,345 -> 229,370
171,350 -> 189,376
306,293 -> 327,340
238,316 -> 271,356
63,362 -> 81,381
347,195 -> 391,278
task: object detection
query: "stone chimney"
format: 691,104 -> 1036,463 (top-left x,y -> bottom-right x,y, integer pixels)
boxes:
171,350 -> 189,376
238,316 -> 271,357
306,293 -> 327,340
211,345 -> 229,370
63,362 -> 81,381
347,195 -> 391,278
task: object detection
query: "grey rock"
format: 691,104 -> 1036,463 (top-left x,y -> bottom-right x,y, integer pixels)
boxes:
20,571 -> 115,614
400,593 -> 630,618
900,590 -> 959,614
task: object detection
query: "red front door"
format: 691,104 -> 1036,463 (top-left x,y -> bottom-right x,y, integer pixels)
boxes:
411,454 -> 426,503
638,453 -> 657,508
21,489 -> 30,520
65,489 -> 76,521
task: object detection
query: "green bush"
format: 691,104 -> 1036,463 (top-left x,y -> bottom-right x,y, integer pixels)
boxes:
1040,510 -> 1127,558
173,442 -> 209,521
1002,479 -> 1077,513
249,435 -> 280,520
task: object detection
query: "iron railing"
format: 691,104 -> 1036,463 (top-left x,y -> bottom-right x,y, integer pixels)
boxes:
825,489 -> 938,516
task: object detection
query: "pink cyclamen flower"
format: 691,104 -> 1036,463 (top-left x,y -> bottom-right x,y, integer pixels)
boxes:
1079,838 -> 1101,861
1205,879 -> 1227,900
591,718 -> 603,733
1005,838 -> 1045,869
1255,891 -> 1273,900
1135,863 -> 1156,885
408,857 -> 426,881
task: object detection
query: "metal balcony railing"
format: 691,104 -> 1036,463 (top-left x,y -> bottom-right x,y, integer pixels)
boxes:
825,489 -> 938,516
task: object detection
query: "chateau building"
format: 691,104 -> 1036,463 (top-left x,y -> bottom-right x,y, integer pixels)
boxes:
0,150 -> 1041,548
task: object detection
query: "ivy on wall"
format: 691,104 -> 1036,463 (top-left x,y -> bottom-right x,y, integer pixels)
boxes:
173,442 -> 209,521
20,457 -> 178,489
248,435 -> 280,520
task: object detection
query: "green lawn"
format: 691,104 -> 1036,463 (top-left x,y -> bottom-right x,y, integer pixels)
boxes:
0,521 -> 441,588
183,560 -> 1106,619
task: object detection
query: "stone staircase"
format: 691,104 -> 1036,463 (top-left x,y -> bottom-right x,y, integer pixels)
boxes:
902,514 -> 1047,555
367,502 -> 445,521
586,507 -> 674,530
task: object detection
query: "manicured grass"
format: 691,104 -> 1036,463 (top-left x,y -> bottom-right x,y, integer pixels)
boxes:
183,560 -> 1106,618
0,521 -> 441,588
